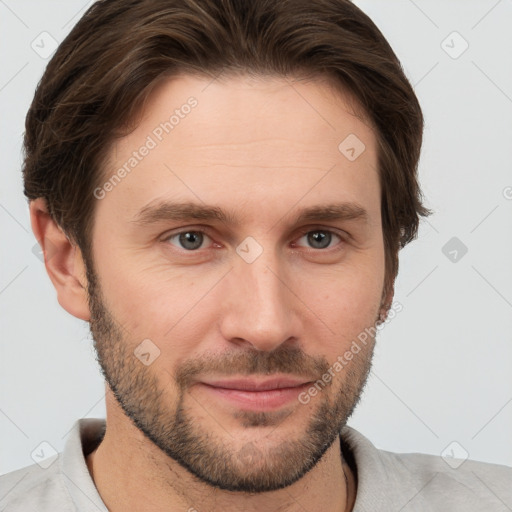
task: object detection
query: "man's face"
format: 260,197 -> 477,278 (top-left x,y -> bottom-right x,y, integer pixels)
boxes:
86,74 -> 386,492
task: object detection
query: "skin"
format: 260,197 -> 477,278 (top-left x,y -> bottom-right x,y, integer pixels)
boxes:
30,73 -> 392,512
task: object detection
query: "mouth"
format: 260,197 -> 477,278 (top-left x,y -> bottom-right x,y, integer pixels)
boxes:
196,376 -> 313,411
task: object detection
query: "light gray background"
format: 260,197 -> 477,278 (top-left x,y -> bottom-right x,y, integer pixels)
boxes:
1,0 -> 511,476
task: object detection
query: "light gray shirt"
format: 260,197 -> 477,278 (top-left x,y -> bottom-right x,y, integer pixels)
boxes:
1,418 -> 511,511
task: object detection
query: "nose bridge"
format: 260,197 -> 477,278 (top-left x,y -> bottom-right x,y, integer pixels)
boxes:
220,243 -> 297,351
244,255 -> 285,310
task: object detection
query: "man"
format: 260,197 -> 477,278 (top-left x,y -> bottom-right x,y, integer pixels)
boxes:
1,0 -> 510,510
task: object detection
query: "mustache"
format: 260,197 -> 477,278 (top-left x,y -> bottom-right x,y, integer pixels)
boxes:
175,345 -> 331,389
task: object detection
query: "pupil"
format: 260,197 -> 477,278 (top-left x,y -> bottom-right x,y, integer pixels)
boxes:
180,232 -> 203,250
308,231 -> 330,249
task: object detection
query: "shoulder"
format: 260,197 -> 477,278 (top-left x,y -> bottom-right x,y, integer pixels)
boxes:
341,426 -> 512,511
384,449 -> 512,507
0,458 -> 75,511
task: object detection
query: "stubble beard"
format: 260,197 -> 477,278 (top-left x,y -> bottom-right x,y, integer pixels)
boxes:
85,257 -> 377,493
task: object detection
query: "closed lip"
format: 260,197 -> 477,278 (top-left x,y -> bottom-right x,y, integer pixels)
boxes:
199,376 -> 312,391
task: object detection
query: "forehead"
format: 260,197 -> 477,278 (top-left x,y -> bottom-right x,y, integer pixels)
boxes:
96,73 -> 380,229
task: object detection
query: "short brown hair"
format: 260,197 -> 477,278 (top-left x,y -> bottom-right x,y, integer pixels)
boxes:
23,0 -> 430,307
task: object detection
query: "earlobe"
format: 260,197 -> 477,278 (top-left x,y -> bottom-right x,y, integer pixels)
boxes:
29,198 -> 91,322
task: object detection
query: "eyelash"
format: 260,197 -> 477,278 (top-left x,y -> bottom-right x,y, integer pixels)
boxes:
161,226 -> 346,253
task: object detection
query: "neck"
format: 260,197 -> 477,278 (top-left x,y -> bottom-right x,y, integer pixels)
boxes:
86,396 -> 356,512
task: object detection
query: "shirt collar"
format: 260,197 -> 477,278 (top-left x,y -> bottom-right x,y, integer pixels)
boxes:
62,418 -> 399,512
62,418 -> 108,512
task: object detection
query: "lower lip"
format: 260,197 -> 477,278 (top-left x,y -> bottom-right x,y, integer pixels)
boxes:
197,383 -> 311,411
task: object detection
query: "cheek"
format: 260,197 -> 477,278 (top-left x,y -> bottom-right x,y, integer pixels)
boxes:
300,258 -> 384,354
91,221 -> 385,364
95,253 -> 218,358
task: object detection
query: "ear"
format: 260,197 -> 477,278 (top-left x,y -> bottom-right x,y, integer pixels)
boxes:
29,198 -> 90,321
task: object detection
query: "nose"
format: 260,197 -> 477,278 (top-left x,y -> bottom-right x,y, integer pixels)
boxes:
219,251 -> 300,352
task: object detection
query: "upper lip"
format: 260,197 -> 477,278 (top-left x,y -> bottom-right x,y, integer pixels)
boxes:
200,376 -> 312,391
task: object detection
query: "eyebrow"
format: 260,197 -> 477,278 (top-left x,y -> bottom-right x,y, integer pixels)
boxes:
131,200 -> 369,228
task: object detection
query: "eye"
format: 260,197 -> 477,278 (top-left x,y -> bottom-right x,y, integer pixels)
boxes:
164,230 -> 212,251
294,229 -> 344,250
162,227 -> 345,253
